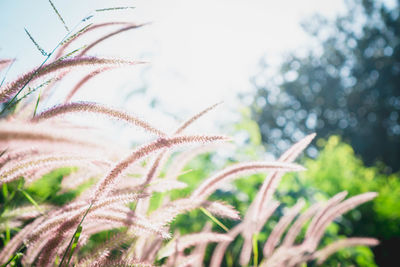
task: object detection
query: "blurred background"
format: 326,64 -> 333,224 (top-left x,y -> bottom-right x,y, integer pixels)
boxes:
1,0 -> 399,266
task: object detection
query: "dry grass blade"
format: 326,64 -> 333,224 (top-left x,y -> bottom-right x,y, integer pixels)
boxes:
307,192 -> 378,249
0,122 -> 108,150
262,200 -> 305,258
201,201 -> 241,220
281,202 -> 322,247
0,57 -> 142,103
279,133 -> 316,162
313,238 -> 379,264
239,201 -> 280,266
91,135 -> 228,203
64,67 -> 112,102
134,102 -> 224,216
78,23 -> 149,56
192,161 -> 305,200
149,198 -> 202,227
251,134 -> 316,223
305,191 -> 348,240
175,102 -> 222,134
88,210 -> 170,239
0,154 -> 95,185
165,143 -> 230,180
56,22 -> 132,58
190,223 -> 212,267
0,59 -> 14,72
86,259 -> 154,267
157,232 -> 233,259
32,101 -> 166,137
26,193 -> 146,246
209,223 -> 245,267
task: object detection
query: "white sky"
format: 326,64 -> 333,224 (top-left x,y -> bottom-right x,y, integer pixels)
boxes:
0,0 -> 346,142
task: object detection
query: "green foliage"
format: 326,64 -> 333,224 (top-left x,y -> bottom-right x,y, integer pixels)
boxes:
297,136 -> 400,238
235,107 -> 262,147
26,168 -> 68,202
24,167 -> 92,206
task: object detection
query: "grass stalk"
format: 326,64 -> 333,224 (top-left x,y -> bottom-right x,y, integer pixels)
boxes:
58,203 -> 92,267
200,207 -> 229,232
252,233 -> 259,267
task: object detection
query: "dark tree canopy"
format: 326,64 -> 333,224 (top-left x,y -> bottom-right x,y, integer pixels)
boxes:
251,0 -> 400,172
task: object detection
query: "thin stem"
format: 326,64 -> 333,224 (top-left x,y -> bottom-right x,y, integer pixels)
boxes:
0,244 -> 25,267
200,207 -> 229,232
32,88 -> 42,117
252,233 -> 259,267
0,10 -> 93,115
58,203 -> 92,267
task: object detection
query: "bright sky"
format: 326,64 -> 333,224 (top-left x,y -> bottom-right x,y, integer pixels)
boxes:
0,0 -> 345,141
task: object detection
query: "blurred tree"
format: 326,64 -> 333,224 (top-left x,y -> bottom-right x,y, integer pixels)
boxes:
251,0 -> 400,172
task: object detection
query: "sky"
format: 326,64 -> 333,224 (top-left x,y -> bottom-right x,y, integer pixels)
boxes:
0,0 -> 346,142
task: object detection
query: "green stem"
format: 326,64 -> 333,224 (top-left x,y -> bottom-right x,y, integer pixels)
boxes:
253,233 -> 259,267
0,244 -> 25,267
0,10 -> 93,115
58,203 -> 92,267
199,207 -> 229,232
19,189 -> 43,214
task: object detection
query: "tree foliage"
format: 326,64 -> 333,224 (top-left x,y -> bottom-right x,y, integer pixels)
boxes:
251,0 -> 400,171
